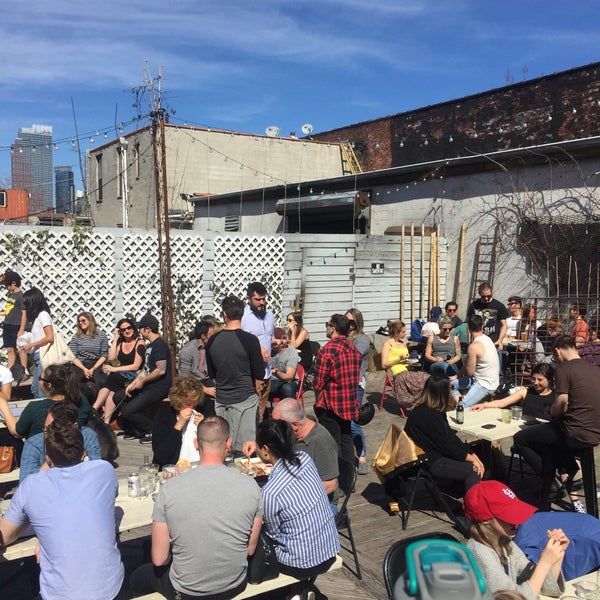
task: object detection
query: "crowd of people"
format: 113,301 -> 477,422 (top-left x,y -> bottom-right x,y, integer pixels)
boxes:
1,269 -> 600,599
0,275 -> 373,600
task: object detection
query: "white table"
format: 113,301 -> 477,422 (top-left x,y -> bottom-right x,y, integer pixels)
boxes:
447,407 -> 546,480
540,569 -> 598,600
447,407 -> 540,443
1,478 -> 154,562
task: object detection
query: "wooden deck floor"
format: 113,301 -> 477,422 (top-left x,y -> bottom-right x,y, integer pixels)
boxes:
4,370 -> 597,599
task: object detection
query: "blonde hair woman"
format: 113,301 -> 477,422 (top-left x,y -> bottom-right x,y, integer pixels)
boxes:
381,320 -> 429,412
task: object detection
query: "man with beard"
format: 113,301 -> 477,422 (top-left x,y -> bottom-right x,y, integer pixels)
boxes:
241,282 -> 275,422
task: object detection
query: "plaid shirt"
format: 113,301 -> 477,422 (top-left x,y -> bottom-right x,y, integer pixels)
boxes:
313,336 -> 361,421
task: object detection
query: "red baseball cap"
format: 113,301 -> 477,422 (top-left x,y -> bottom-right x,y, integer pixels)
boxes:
463,480 -> 537,524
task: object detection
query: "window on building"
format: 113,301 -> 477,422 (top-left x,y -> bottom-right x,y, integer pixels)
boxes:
224,214 -> 240,231
116,147 -> 123,198
96,154 -> 103,202
0,191 -> 6,208
134,142 -> 140,179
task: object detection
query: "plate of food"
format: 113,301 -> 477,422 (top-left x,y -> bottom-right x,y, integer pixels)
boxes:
235,457 -> 273,477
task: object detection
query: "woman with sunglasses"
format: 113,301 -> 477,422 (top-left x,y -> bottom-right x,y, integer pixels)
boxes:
424,315 -> 462,377
286,311 -> 313,370
93,318 -> 146,424
68,312 -> 108,387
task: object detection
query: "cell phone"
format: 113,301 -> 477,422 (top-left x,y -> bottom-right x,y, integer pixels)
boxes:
481,423 -> 496,429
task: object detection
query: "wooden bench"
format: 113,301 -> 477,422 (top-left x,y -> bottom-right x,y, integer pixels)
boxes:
0,468 -> 20,484
135,554 -> 343,599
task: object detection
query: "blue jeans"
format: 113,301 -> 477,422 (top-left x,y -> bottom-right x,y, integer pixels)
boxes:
351,387 -> 366,457
269,378 -> 298,400
429,361 -> 459,378
31,352 -> 44,398
452,379 -> 495,408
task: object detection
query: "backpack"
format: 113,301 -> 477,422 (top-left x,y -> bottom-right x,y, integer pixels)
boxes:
410,319 -> 425,343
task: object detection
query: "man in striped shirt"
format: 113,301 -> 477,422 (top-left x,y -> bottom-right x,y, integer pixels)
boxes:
313,313 -> 361,466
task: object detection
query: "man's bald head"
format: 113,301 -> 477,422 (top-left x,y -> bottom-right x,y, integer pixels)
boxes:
272,398 -> 306,424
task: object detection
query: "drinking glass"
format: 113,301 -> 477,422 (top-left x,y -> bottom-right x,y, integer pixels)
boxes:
501,409 -> 512,423
163,464 -> 176,479
511,406 -> 523,421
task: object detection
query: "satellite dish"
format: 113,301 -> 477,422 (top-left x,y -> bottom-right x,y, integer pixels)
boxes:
265,126 -> 280,137
301,123 -> 314,135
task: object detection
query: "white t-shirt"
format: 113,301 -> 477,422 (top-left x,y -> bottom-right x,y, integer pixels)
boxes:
31,311 -> 52,344
0,364 -> 14,386
506,316 -> 521,338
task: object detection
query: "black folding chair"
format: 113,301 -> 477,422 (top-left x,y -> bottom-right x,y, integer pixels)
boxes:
378,428 -> 458,530
336,457 -> 362,579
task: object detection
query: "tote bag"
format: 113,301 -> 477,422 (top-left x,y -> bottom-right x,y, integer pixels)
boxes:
40,327 -> 76,369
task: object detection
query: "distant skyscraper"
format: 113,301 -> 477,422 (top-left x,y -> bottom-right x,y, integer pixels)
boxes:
11,124 -> 53,213
55,166 -> 75,213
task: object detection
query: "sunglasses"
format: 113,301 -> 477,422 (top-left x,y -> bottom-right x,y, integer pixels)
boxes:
325,322 -> 333,328
441,328 -> 452,332
286,318 -> 295,322
480,294 -> 492,300
446,308 -> 457,312
119,326 -> 133,333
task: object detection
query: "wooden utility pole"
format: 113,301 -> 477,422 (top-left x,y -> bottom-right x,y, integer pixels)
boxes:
148,67 -> 177,377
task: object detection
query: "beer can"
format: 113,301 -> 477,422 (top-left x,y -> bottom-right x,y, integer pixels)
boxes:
128,472 -> 139,497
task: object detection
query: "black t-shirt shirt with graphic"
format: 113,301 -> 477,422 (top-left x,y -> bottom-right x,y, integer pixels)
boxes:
467,298 -> 509,342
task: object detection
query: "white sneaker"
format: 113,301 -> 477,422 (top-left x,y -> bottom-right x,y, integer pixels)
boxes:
307,592 -> 315,600
572,499 -> 586,513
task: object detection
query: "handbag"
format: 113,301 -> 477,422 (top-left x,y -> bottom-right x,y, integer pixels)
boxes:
0,446 -> 16,473
39,327 -> 76,369
357,401 -> 375,425
246,530 -> 279,584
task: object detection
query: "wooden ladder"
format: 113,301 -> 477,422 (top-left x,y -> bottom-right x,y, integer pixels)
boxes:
339,142 -> 363,174
471,224 -> 500,299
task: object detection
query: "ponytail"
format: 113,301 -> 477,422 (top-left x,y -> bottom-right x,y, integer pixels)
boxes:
256,419 -> 300,470
42,363 -> 81,406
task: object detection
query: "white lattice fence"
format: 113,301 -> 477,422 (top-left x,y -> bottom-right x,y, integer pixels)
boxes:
212,236 -> 286,320
121,234 -> 204,345
0,229 -> 116,335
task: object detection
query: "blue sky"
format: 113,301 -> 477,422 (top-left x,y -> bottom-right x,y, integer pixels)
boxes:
1,0 -> 599,191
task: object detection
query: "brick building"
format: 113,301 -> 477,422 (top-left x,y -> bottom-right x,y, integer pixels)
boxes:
311,62 -> 600,171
